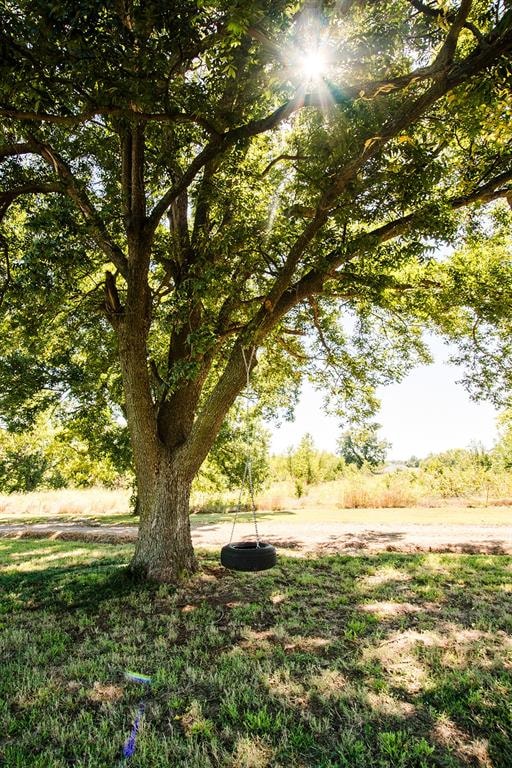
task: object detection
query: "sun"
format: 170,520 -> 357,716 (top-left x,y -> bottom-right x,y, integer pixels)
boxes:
299,48 -> 327,82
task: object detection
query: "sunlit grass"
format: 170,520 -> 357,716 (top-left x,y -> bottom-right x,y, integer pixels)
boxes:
1,485 -> 510,529
1,540 -> 511,766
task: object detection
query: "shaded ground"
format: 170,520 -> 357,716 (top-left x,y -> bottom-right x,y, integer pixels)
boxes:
1,539 -> 511,767
0,518 -> 511,554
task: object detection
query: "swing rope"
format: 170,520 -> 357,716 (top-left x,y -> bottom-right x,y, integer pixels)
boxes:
229,345 -> 261,547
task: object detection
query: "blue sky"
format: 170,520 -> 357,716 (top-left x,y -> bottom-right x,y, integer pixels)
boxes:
267,335 -> 500,460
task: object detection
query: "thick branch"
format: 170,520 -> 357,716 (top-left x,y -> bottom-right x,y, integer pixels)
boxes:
146,95 -> 304,237
0,181 -> 63,220
129,121 -> 146,234
181,342 -> 257,473
191,161 -> 218,246
28,135 -> 128,276
0,142 -> 35,160
432,0 -> 473,68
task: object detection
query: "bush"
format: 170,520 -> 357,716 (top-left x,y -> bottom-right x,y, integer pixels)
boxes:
0,414 -> 125,492
418,446 -> 512,500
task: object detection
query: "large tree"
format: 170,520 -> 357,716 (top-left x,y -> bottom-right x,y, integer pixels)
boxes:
1,0 -> 511,580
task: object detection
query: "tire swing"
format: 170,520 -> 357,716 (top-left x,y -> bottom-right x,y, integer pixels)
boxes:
220,347 -> 277,573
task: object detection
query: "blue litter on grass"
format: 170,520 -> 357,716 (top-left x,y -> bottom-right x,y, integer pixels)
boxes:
119,672 -> 152,764
125,671 -> 152,685
122,702 -> 146,758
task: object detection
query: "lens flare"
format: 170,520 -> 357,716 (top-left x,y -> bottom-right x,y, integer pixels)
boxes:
300,48 -> 327,81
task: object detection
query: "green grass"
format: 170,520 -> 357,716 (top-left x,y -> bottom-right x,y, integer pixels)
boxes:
1,541 -> 512,767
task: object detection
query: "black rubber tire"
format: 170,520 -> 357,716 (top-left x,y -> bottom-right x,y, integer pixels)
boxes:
220,541 -> 277,572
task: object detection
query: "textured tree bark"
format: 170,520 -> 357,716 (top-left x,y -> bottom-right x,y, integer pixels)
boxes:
130,453 -> 197,581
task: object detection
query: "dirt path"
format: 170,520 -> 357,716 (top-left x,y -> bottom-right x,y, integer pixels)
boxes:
0,519 -> 511,555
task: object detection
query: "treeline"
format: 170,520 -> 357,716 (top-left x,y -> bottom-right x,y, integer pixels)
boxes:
2,409 -> 512,504
268,435 -> 512,502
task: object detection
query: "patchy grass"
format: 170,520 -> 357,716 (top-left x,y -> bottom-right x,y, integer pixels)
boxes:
1,541 -> 511,767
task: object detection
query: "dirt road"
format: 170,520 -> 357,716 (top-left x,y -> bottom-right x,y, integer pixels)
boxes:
0,519 -> 511,554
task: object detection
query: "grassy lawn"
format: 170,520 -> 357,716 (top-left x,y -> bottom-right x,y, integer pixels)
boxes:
1,541 -> 511,767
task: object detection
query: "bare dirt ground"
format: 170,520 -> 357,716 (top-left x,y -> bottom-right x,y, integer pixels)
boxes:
0,518 -> 511,555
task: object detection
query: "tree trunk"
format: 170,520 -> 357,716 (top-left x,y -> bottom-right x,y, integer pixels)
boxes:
130,453 -> 197,582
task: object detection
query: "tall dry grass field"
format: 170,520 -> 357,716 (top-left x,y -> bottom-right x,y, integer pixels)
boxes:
0,487 -> 130,524
256,475 -> 421,511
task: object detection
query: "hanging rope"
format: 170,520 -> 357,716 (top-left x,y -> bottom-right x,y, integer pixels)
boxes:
229,345 -> 261,546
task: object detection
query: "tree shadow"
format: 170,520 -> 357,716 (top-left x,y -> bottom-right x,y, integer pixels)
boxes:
2,542 -> 511,766
0,542 -> 141,614
189,509 -> 297,530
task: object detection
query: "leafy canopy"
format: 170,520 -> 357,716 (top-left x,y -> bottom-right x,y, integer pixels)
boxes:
0,0 -> 511,465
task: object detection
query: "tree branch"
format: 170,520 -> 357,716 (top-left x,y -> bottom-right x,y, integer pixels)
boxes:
409,0 -> 484,42
0,105 -> 219,134
432,0 -> 473,69
0,142 -> 36,160
146,94 -> 305,238
260,153 -> 309,177
183,158 -> 512,470
260,20 -> 512,314
279,167 -> 512,309
0,230 -> 11,307
0,181 -> 63,221
27,135 -> 128,276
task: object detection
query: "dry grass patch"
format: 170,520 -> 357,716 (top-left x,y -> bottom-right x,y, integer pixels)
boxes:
239,629 -> 276,652
364,629 -> 442,693
432,716 -> 493,767
88,682 -> 124,703
0,487 -> 129,521
366,691 -> 417,718
266,669 -> 307,706
308,668 -> 348,699
283,635 -> 330,652
362,565 -> 412,587
360,601 -> 423,618
231,736 -> 274,768
270,592 -> 287,604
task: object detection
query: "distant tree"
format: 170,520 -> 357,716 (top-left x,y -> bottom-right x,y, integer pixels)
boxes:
493,410 -> 512,470
0,411 -> 128,492
338,423 -> 390,469
292,433 -> 317,486
419,446 -> 495,497
198,408 -> 270,494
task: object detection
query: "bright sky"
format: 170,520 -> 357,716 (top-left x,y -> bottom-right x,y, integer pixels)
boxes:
267,334 -> 500,460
